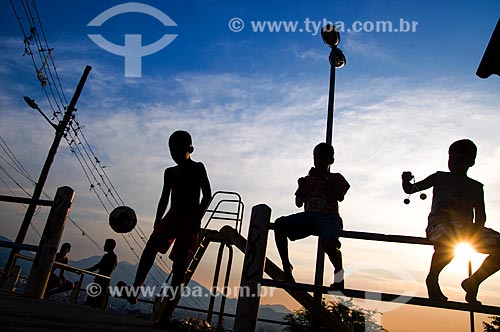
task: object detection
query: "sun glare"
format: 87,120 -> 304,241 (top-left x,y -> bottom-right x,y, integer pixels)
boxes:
448,242 -> 486,274
454,242 -> 476,261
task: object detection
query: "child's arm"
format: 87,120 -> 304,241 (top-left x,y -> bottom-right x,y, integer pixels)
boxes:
330,173 -> 349,202
57,256 -> 67,281
58,267 -> 66,281
198,163 -> 212,219
473,189 -> 486,229
402,172 -> 436,194
154,169 -> 172,226
86,258 -> 102,272
295,177 -> 306,208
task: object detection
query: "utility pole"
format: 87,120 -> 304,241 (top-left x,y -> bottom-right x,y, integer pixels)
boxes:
1,65 -> 92,288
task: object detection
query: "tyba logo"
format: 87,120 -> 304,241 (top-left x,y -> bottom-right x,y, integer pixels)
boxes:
87,2 -> 177,77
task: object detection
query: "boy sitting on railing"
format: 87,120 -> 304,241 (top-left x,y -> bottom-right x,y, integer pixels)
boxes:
45,242 -> 74,298
274,142 -> 350,290
402,139 -> 500,304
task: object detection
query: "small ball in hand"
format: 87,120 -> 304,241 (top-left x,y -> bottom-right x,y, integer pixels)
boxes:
420,193 -> 427,200
404,198 -> 410,204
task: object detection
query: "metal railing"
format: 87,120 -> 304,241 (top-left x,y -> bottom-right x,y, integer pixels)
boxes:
12,253 -> 111,309
234,204 -> 499,332
203,191 -> 244,234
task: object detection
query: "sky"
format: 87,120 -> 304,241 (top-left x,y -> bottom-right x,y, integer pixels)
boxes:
1,0 -> 500,331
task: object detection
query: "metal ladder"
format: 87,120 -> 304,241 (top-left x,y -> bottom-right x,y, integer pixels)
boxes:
158,191 -> 244,328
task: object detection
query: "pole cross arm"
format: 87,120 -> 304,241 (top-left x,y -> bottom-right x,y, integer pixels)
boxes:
0,195 -> 53,207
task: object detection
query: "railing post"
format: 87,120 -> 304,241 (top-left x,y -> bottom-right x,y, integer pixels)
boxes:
217,244 -> 234,329
207,243 -> 226,323
70,280 -> 82,304
24,186 -> 75,298
311,239 -> 325,331
469,260 -> 475,332
233,204 -> 271,332
3,265 -> 22,291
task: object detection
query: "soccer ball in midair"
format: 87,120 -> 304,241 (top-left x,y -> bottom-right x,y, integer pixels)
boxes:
109,206 -> 137,233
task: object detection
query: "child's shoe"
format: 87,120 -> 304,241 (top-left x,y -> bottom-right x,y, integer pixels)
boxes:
330,269 -> 345,291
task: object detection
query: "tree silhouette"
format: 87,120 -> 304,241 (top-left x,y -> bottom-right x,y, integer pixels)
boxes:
484,316 -> 500,332
282,298 -> 387,332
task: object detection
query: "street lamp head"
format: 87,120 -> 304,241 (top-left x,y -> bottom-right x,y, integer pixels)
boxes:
23,96 -> 39,110
321,24 -> 340,47
329,47 -> 346,68
22,96 -> 58,130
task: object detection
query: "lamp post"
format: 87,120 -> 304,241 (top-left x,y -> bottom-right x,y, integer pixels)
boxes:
311,24 -> 346,331
321,24 -> 346,145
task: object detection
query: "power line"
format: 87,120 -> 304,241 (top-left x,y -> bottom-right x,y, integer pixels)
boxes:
29,0 -> 68,106
5,0 -> 206,308
64,125 -> 174,281
0,164 -> 32,197
0,134 -> 135,279
0,135 -> 36,184
0,168 -> 42,239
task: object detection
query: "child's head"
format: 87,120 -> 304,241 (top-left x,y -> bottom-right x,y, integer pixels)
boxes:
448,139 -> 477,174
104,238 -> 116,252
60,242 -> 71,255
313,143 -> 335,170
168,130 -> 194,164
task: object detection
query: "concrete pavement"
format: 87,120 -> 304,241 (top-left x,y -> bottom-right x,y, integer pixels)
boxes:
0,291 -> 172,332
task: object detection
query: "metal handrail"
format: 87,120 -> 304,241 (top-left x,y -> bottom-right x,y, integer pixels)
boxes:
14,253 -> 110,280
13,253 -> 111,310
203,191 -> 244,234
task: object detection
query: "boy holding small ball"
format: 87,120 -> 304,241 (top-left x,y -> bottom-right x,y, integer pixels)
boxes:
402,139 -> 500,304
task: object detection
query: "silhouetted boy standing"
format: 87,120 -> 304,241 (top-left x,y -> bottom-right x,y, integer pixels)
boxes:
130,130 -> 211,325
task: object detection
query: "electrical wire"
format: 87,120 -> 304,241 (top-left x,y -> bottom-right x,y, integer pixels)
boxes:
5,0 -> 208,309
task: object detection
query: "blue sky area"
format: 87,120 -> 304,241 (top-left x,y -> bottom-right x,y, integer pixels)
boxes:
1,1 -> 499,331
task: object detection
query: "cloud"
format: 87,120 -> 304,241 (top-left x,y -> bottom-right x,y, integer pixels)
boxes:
2,49 -> 500,309
288,46 -> 327,62
342,32 -> 393,61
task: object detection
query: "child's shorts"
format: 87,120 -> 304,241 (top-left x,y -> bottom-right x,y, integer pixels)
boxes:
275,211 -> 343,248
152,211 -> 200,263
427,222 -> 500,252
472,227 -> 500,253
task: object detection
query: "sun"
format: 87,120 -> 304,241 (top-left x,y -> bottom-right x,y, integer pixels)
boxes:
450,242 -> 486,274
454,242 -> 476,261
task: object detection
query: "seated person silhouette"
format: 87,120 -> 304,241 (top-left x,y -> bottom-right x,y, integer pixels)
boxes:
402,139 -> 500,304
45,242 -> 74,298
274,143 -> 350,290
85,239 -> 118,309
